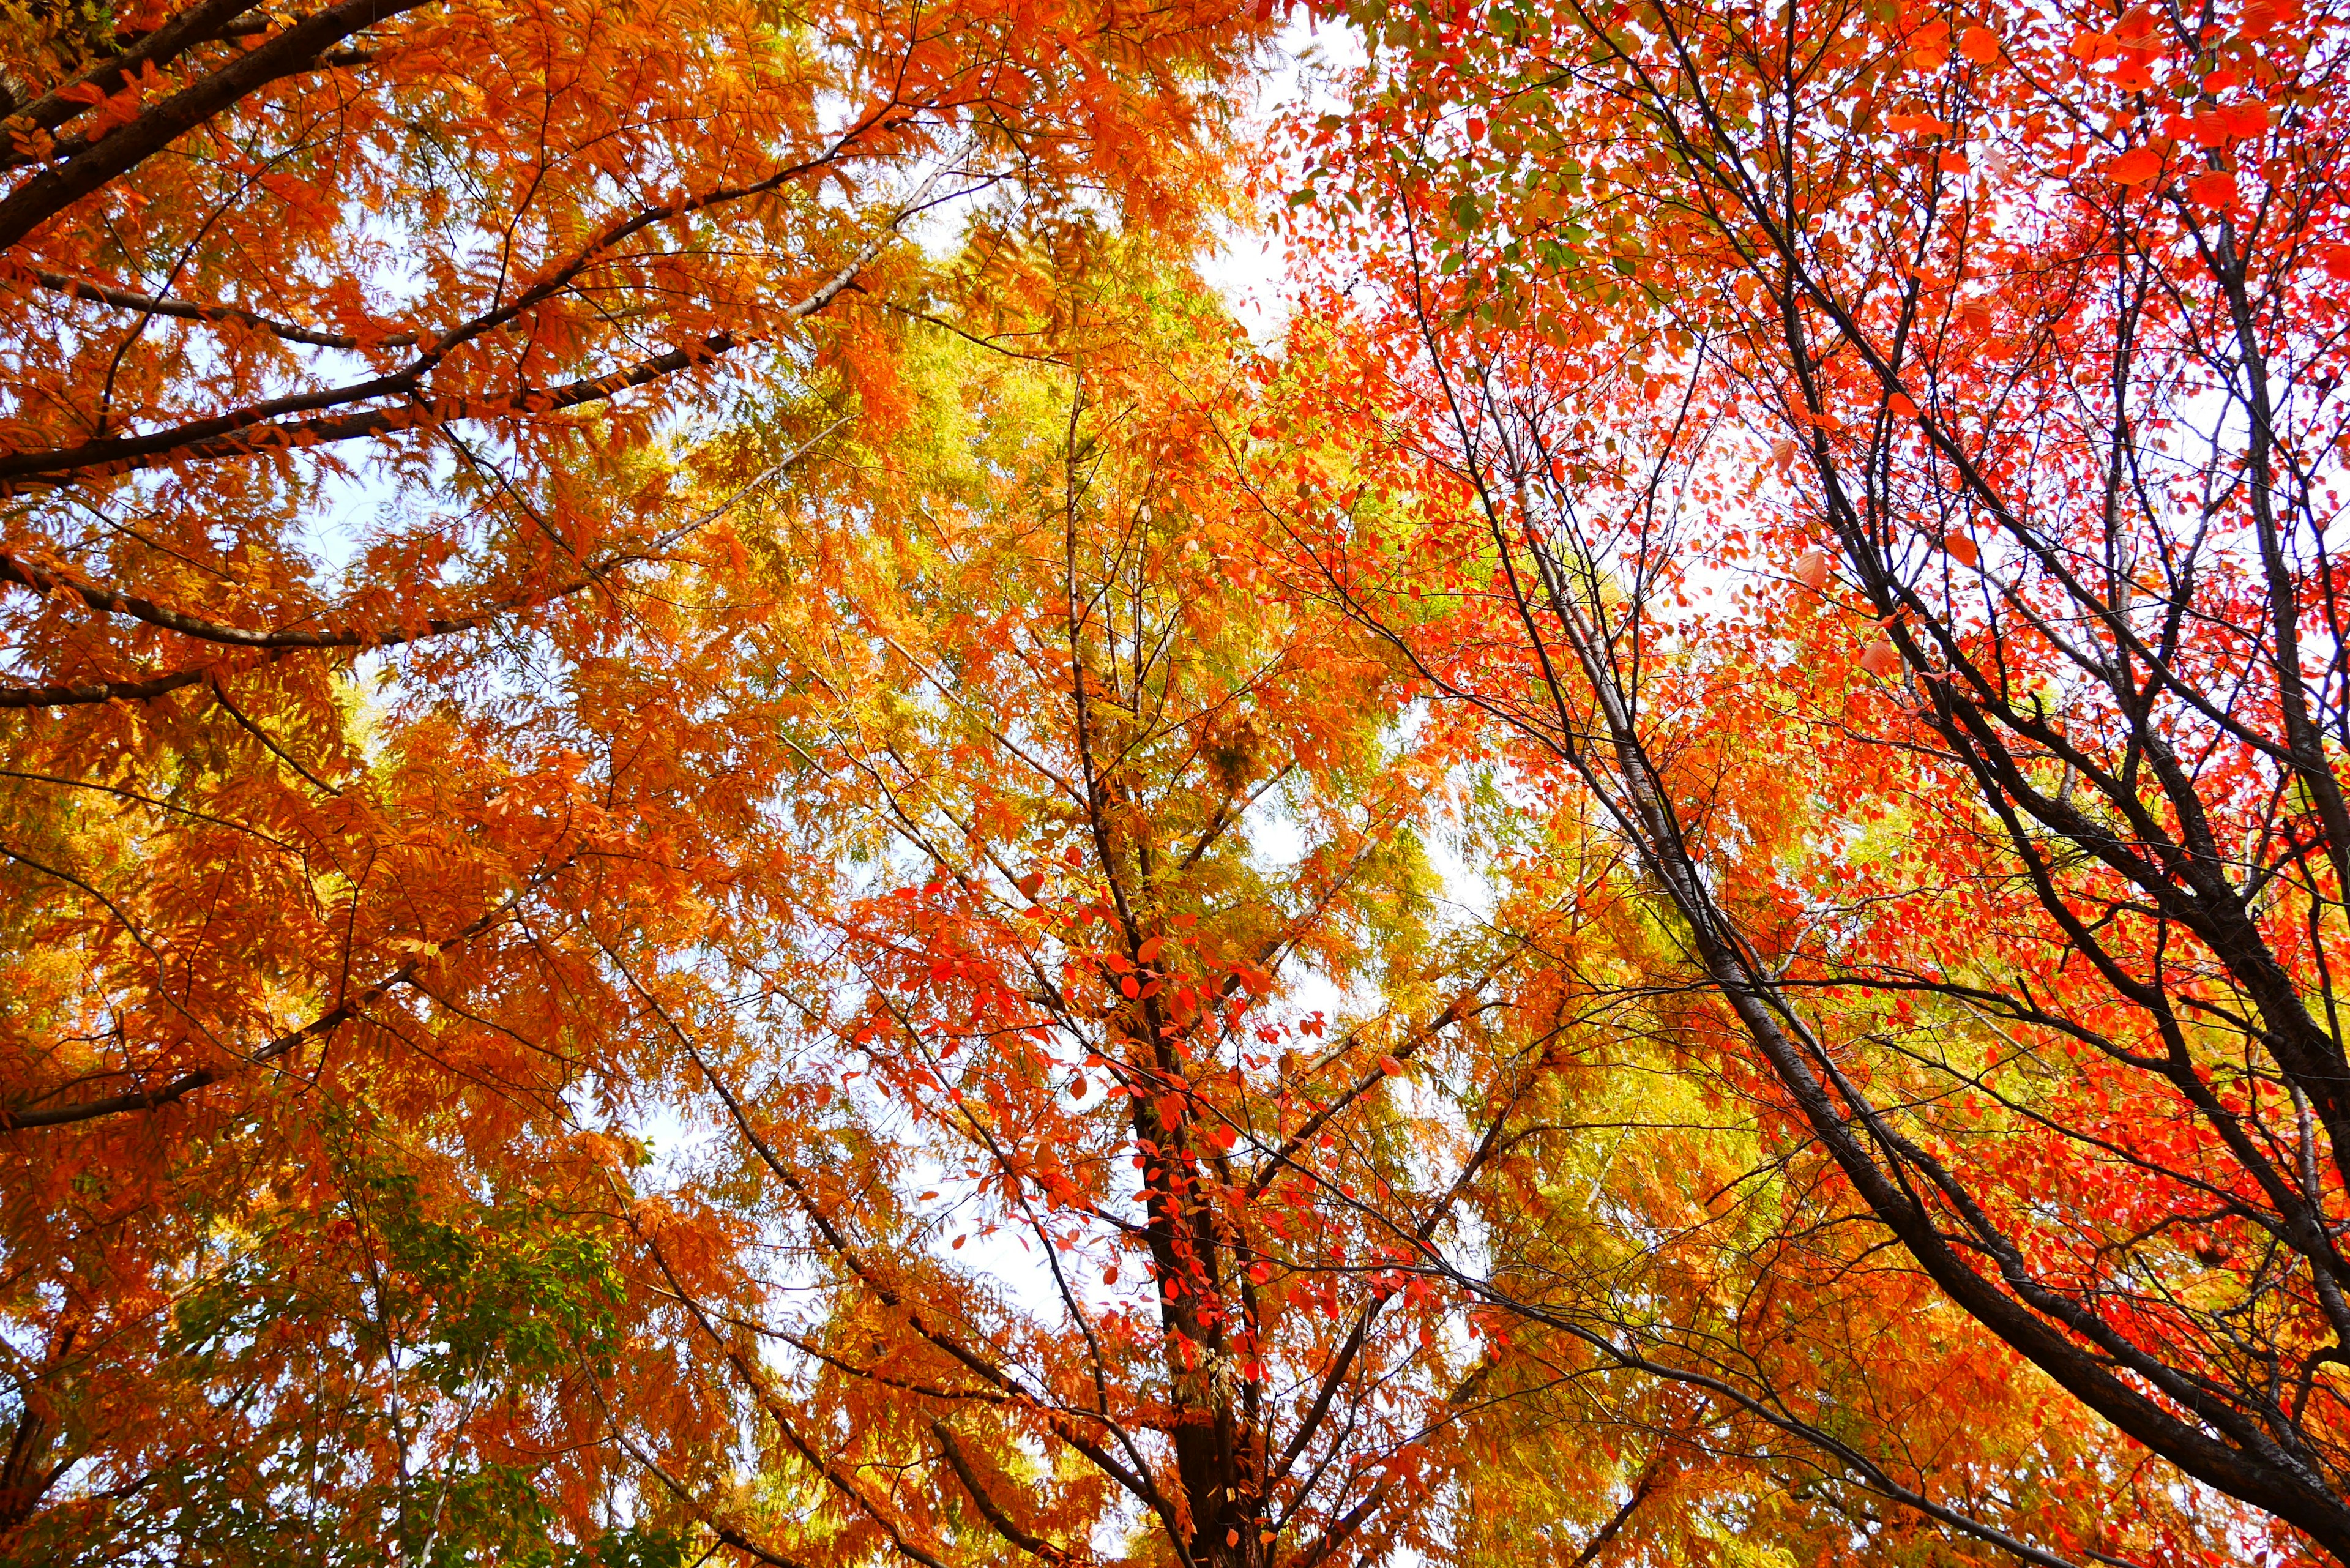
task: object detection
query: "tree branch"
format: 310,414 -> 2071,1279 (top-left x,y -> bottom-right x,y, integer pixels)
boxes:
0,885 -> 531,1130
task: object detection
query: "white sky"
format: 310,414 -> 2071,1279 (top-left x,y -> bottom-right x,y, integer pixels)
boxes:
1198,17 -> 1368,343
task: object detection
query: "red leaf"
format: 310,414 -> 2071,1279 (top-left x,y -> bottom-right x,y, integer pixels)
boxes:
1886,111 -> 1952,138
2186,170 -> 2240,209
2105,146 -> 2163,185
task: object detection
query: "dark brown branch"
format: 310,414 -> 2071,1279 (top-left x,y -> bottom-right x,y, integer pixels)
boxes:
0,329 -> 737,483
0,0 -> 264,155
26,266 -> 416,349
1567,1458 -> 1663,1568
933,1422 -> 1089,1567
1286,1476 -> 1395,1568
0,663 -> 215,709
0,889 -> 527,1130
0,0 -> 436,251
606,1427 -> 824,1568
1,547 -> 578,650
0,415 -> 840,707
3,200 -> 892,486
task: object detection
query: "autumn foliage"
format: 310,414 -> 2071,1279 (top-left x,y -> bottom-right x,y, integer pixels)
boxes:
10,0 -> 2350,1564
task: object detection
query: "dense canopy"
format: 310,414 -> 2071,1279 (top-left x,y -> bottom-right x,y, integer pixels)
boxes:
5,0 -> 2350,1565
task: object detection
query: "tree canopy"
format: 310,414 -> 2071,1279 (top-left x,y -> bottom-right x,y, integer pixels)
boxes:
7,1 -> 2350,1566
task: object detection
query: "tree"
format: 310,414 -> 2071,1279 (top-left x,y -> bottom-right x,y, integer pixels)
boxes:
26,0 -> 2350,1561
1291,0 -> 2350,1557
0,0 -> 1271,1554
593,265 -> 1543,1568
1230,298 -> 2252,1566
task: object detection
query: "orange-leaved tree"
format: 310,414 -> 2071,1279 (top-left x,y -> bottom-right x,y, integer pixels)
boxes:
1287,0 -> 2350,1558
1228,288 -> 2251,1566
0,0 -> 1272,1557
587,266 -> 1575,1568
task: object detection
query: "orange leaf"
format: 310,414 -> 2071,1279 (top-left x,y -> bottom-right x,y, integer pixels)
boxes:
1886,111 -> 1953,139
2242,0 -> 2294,38
2221,101 -> 2270,140
2186,170 -> 2239,209
2105,146 -> 2163,185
